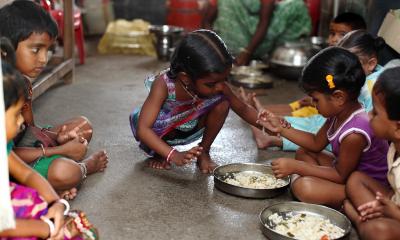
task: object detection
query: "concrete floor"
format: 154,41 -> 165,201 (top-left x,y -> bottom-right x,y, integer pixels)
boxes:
32,42 -> 359,239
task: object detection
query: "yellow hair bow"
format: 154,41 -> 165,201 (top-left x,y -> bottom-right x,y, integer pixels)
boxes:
326,74 -> 335,89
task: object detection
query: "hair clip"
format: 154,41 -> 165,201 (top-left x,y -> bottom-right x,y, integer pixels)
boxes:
326,74 -> 335,89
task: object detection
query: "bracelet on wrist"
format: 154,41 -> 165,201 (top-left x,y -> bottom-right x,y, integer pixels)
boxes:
40,216 -> 55,238
39,144 -> 46,157
49,198 -> 70,215
239,47 -> 250,54
166,148 -> 176,163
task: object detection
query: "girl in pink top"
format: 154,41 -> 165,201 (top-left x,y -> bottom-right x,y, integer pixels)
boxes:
344,67 -> 400,240
257,47 -> 388,209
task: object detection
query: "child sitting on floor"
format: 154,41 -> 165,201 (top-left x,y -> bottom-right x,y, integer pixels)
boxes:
130,29 -> 268,173
0,1 -> 108,200
242,30 -> 387,151
0,57 -> 98,239
344,67 -> 400,240
257,47 -> 389,209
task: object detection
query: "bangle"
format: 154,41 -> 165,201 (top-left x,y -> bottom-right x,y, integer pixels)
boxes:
240,47 -> 250,54
39,144 -> 46,157
166,148 -> 176,163
40,216 -> 55,237
49,198 -> 70,215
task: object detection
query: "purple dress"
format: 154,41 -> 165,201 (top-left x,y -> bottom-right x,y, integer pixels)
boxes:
327,108 -> 389,186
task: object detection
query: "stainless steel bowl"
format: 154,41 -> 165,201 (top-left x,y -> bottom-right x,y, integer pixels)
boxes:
260,202 -> 352,240
213,163 -> 290,198
149,25 -> 184,61
269,41 -> 312,80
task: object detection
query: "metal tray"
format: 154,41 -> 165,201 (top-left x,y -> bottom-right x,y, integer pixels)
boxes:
213,163 -> 290,198
229,75 -> 274,89
259,202 -> 352,240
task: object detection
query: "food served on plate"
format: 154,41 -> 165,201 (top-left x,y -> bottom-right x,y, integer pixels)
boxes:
267,212 -> 345,240
222,171 -> 287,189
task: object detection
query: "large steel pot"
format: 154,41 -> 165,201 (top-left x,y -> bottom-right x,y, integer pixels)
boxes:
269,40 -> 321,80
149,25 -> 184,61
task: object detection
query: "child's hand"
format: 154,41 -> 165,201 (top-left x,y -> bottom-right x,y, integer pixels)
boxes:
358,197 -> 383,221
376,191 -> 400,219
271,158 -> 296,178
170,146 -> 203,166
257,110 -> 289,133
43,201 -> 65,240
61,137 -> 88,161
57,121 -> 92,145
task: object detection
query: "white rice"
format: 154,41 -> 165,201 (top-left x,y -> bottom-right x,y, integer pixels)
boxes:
223,171 -> 287,189
268,212 -> 345,240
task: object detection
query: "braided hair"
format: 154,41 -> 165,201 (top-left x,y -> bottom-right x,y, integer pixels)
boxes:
167,29 -> 233,81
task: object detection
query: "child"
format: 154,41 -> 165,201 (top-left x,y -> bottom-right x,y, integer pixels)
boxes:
253,12 -> 367,118
257,47 -> 389,208
0,1 -> 108,200
130,29 -> 266,173
243,30 -> 386,151
0,58 -> 98,239
344,67 -> 400,240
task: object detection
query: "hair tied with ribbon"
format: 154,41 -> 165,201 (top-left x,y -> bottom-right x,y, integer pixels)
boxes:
326,74 -> 335,89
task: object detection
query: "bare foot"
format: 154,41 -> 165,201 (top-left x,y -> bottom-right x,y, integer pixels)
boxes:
251,126 -> 282,149
59,187 -> 78,200
197,152 -> 217,174
148,157 -> 171,170
83,150 -> 108,174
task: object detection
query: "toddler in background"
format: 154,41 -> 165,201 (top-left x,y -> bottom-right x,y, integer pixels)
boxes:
344,67 -> 400,240
257,47 -> 388,208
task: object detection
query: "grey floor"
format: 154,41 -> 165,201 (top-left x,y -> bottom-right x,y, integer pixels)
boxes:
32,42 -> 359,239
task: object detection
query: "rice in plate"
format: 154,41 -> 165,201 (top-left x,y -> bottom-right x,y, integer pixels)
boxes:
260,202 -> 352,240
268,212 -> 345,240
213,163 -> 290,198
223,171 -> 287,189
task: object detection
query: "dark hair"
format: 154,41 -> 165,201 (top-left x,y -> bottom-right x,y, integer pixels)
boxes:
168,29 -> 233,80
3,61 -> 28,110
337,30 -> 385,59
333,12 -> 366,30
373,67 -> 400,120
0,37 -> 16,66
300,46 -> 365,100
0,0 -> 58,49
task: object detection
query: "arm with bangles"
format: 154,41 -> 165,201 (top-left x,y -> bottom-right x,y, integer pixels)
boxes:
136,77 -> 202,165
235,0 -> 275,66
221,82 -> 279,134
13,136 -> 88,163
0,152 -> 67,238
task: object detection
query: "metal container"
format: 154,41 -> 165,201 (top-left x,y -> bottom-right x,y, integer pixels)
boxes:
229,65 -> 274,89
260,202 -> 352,240
149,25 -> 184,61
213,163 -> 290,198
269,40 -> 313,80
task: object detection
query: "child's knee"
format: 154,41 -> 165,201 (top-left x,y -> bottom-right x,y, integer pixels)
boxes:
48,159 -> 82,187
360,221 -> 395,240
345,171 -> 365,197
294,147 -> 308,160
291,177 -> 314,202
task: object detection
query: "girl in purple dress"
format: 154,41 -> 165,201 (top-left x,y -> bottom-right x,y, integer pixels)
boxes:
257,47 -> 389,208
130,30 -> 267,173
